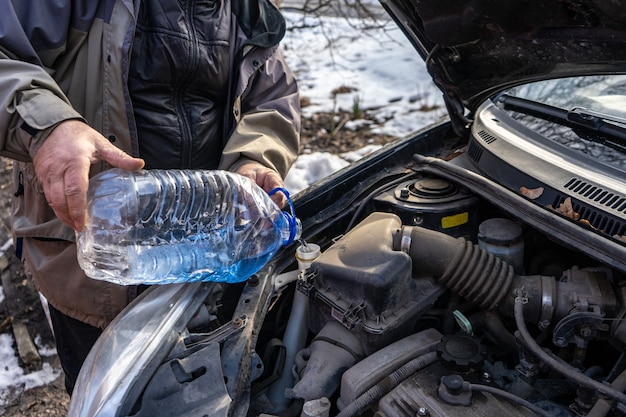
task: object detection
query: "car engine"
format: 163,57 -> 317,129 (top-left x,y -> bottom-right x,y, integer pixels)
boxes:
230,160 -> 624,417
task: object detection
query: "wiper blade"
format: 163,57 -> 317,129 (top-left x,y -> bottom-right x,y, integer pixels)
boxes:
567,106 -> 626,130
499,94 -> 626,153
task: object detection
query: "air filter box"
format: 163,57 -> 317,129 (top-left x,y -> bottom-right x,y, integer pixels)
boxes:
305,212 -> 443,354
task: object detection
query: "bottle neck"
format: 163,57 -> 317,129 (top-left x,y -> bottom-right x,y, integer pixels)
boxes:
280,212 -> 302,245
269,187 -> 301,246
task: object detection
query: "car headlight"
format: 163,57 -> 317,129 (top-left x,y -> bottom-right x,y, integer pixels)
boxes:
67,282 -> 213,417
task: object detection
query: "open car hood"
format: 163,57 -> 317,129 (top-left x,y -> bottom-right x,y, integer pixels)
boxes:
381,0 -> 626,124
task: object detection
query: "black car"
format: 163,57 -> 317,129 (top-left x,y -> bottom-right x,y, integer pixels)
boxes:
69,1 -> 626,416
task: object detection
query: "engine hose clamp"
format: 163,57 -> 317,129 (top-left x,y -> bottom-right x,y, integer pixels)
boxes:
400,227 -> 412,253
538,276 -> 556,330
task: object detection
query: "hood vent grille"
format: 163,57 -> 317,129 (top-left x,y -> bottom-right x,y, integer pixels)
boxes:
468,130 -> 497,164
564,178 -> 626,214
477,130 -> 498,144
467,141 -> 483,163
552,194 -> 626,237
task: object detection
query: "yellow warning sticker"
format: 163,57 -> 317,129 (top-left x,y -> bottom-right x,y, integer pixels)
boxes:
441,212 -> 469,229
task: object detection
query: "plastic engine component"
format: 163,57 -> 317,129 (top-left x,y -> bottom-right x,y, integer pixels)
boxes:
437,334 -> 485,372
307,213 -> 444,353
377,361 -> 537,417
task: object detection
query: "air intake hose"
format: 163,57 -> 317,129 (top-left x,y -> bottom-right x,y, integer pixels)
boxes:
392,224 -> 557,326
393,226 -> 515,310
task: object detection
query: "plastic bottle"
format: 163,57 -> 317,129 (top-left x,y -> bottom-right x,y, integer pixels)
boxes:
76,168 -> 301,285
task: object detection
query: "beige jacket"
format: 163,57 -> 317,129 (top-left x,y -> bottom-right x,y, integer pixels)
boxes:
0,0 -> 300,327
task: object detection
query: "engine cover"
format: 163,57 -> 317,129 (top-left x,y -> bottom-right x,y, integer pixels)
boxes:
377,362 -> 537,417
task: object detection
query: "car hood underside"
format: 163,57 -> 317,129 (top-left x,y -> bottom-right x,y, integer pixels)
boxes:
381,0 -> 626,112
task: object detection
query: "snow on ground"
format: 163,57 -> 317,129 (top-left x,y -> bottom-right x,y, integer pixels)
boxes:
0,9 -> 444,401
0,239 -> 61,406
281,10 -> 445,194
0,334 -> 60,404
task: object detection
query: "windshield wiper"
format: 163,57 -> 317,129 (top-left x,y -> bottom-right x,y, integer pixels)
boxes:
499,94 -> 626,153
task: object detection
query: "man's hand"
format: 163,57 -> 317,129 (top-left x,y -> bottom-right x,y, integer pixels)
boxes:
235,162 -> 287,207
33,120 -> 145,231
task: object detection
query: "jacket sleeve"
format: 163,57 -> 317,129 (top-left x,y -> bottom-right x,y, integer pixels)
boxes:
219,47 -> 301,179
0,1 -> 85,162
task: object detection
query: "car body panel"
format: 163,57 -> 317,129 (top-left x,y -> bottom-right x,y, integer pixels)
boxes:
381,0 -> 626,118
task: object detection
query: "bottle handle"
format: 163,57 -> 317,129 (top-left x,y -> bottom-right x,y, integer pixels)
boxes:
269,187 -> 298,244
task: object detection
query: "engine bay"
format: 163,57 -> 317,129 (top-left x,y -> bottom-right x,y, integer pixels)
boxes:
121,163 -> 626,417
242,177 -> 626,417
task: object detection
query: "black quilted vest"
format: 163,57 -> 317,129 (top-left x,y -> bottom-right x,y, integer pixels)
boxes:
129,0 -> 231,169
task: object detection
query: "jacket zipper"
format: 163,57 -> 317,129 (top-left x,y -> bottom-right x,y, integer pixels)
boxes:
176,0 -> 201,168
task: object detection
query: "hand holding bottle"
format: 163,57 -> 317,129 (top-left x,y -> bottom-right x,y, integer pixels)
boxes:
33,120 -> 145,231
235,162 -> 288,208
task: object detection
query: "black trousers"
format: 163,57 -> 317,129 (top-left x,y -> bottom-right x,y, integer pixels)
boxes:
47,303 -> 103,395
